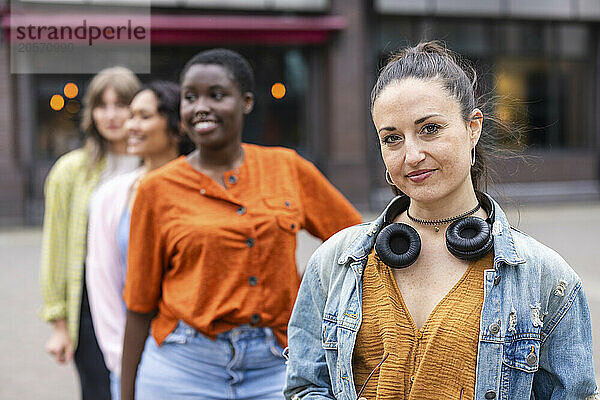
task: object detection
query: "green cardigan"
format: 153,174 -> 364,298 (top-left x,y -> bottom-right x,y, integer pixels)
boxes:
39,148 -> 105,348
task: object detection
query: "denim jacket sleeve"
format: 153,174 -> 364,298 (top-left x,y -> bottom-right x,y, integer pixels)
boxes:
535,276 -> 598,399
284,243 -> 337,400
519,234 -> 600,399
284,223 -> 368,400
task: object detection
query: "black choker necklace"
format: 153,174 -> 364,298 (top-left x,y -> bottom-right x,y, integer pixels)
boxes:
407,203 -> 481,232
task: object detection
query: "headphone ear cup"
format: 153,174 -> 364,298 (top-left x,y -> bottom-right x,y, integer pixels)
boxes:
445,217 -> 493,261
374,223 -> 421,269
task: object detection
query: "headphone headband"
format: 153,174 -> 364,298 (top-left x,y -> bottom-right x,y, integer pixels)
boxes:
476,191 -> 495,225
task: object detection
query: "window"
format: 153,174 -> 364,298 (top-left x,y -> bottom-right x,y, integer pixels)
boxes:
375,17 -> 597,150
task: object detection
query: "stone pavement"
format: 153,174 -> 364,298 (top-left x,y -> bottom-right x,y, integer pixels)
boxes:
1,202 -> 599,399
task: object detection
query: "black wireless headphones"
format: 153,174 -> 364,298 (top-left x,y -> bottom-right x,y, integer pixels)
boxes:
374,192 -> 495,269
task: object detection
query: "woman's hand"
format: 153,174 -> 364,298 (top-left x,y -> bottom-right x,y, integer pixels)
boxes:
121,309 -> 156,400
45,318 -> 73,363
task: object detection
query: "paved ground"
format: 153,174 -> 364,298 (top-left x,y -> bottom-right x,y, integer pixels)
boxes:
1,202 -> 599,399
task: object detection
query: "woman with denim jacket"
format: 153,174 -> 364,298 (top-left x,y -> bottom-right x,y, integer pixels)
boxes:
284,41 -> 599,400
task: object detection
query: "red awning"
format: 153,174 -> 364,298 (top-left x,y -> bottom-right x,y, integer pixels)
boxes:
1,12 -> 347,45
150,14 -> 346,44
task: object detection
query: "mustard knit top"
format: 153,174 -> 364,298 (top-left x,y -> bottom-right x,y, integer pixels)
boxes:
353,250 -> 493,400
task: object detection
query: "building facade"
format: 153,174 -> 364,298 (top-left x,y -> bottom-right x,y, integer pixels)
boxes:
1,0 -> 599,224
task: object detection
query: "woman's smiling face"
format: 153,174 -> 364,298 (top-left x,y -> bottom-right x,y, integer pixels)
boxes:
126,89 -> 175,157
372,77 -> 481,204
180,63 -> 253,150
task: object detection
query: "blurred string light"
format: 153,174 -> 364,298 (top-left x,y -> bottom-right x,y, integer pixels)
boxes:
63,82 -> 79,99
66,100 -> 81,114
50,94 -> 65,111
271,82 -> 286,99
51,82 -> 80,112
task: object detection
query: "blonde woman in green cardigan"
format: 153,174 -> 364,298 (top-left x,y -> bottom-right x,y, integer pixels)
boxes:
40,67 -> 140,400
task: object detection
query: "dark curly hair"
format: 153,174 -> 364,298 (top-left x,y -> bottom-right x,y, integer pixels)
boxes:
179,48 -> 254,94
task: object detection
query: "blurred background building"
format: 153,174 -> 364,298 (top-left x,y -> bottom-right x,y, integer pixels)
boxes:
1,0 -> 599,225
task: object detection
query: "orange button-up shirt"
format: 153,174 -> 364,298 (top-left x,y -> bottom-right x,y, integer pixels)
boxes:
124,144 -> 362,347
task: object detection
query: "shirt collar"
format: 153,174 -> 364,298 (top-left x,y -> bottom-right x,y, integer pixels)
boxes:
337,197 -> 397,265
486,194 -> 526,268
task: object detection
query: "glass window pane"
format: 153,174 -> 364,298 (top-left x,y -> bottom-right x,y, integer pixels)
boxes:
374,17 -> 596,150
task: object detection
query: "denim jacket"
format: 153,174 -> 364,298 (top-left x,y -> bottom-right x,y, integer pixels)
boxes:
284,194 -> 598,400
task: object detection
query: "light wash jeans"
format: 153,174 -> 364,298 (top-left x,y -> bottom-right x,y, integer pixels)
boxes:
110,372 -> 120,400
136,321 -> 286,399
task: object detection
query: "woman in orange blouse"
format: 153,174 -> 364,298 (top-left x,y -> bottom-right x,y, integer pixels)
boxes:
120,48 -> 362,400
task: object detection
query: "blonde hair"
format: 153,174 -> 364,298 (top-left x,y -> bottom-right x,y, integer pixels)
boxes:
81,66 -> 141,168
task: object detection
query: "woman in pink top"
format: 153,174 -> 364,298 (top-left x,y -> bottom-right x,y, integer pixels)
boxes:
86,81 -> 194,400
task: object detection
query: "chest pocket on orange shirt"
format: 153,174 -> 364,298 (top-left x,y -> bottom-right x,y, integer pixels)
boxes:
263,197 -> 301,234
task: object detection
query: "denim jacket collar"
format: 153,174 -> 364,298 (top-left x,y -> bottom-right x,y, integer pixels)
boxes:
487,194 -> 526,268
336,201 -> 388,265
337,193 -> 525,269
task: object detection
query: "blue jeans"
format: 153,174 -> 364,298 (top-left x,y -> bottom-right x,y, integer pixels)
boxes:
110,372 -> 120,400
136,321 -> 286,399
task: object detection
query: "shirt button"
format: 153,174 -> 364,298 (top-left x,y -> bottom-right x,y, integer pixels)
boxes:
248,276 -> 258,286
494,275 -> 501,285
485,390 -> 496,399
245,238 -> 255,248
250,314 -> 261,325
285,201 -> 291,208
527,353 -> 538,366
228,175 -> 238,184
415,330 -> 423,339
237,206 -> 246,215
200,189 -> 206,195
489,322 -> 500,335
290,223 -> 296,230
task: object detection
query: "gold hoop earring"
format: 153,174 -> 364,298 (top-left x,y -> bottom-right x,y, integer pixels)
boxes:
385,170 -> 395,186
471,147 -> 476,167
